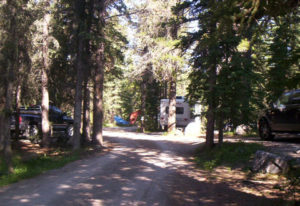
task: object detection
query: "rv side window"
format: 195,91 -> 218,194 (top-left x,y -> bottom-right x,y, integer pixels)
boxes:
176,107 -> 184,114
165,107 -> 184,115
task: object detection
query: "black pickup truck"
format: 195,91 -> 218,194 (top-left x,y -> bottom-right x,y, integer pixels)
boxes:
11,105 -> 74,142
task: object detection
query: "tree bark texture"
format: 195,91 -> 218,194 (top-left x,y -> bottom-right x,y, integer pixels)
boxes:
1,1 -> 18,173
41,13 -> 51,147
218,114 -> 224,145
92,42 -> 105,146
82,81 -> 91,145
205,64 -> 217,149
92,1 -> 106,146
167,15 -> 179,133
164,81 -> 168,99
0,116 -> 4,152
73,0 -> 86,150
204,17 -> 218,149
81,0 -> 94,145
14,84 -> 21,139
167,77 -> 176,133
73,42 -> 84,150
3,71 -> 14,173
140,78 -> 147,133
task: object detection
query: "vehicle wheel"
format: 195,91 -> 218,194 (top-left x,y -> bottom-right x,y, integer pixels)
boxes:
57,124 -> 73,146
28,125 -> 41,143
258,119 -> 274,140
65,124 -> 74,138
22,121 -> 30,138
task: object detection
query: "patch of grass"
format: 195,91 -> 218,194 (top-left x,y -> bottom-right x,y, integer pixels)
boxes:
194,142 -> 264,171
224,131 -> 235,136
242,130 -> 258,137
0,149 -> 83,187
162,132 -> 169,136
103,123 -> 116,127
224,130 -> 258,137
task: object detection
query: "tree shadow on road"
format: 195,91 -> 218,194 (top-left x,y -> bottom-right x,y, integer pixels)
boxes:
0,135 -> 288,206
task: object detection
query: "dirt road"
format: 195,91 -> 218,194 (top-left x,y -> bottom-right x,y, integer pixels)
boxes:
0,128 -> 286,206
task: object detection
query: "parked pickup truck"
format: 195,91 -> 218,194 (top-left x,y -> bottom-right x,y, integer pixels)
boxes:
11,105 -> 74,142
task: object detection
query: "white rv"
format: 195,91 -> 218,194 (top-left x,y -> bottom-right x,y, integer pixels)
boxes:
159,96 -> 200,129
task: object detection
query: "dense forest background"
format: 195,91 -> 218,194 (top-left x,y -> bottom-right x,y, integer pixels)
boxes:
0,0 -> 299,172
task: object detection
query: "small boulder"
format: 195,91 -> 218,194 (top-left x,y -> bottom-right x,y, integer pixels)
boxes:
252,150 -> 289,174
235,124 -> 250,135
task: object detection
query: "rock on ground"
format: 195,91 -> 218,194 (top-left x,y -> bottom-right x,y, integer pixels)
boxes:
235,125 -> 251,135
252,150 -> 289,174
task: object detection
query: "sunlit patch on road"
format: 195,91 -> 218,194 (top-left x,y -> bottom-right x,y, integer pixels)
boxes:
0,128 -> 295,205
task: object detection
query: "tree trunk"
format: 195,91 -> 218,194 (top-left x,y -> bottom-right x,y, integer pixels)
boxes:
164,80 -> 168,99
206,108 -> 215,148
92,42 -> 105,146
1,1 -> 18,173
167,15 -> 179,134
72,0 -> 86,150
73,40 -> 84,150
91,0 -> 106,147
82,0 -> 93,146
0,116 -> 4,151
14,84 -> 21,139
168,77 -> 176,133
3,65 -> 14,173
3,78 -> 14,173
205,64 -> 217,149
140,78 -> 146,133
82,80 -> 91,145
41,13 -> 51,147
205,18 -> 218,149
218,114 -> 224,145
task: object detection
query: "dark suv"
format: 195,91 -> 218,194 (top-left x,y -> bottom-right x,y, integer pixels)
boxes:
258,89 -> 300,140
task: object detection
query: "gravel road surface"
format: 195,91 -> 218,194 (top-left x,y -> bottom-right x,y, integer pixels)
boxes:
0,128 -> 290,206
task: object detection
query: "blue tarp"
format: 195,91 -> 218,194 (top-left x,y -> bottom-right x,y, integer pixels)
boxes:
114,116 -> 130,125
